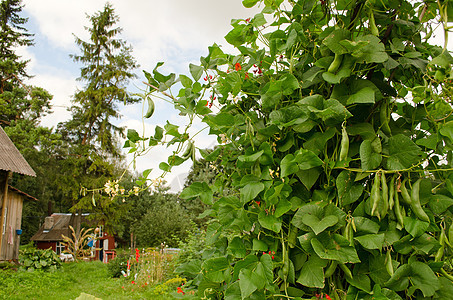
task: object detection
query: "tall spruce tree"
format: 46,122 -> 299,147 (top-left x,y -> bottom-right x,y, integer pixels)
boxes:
62,2 -> 138,156
59,3 -> 138,233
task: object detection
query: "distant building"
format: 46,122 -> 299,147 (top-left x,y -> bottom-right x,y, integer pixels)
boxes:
31,213 -> 116,262
0,126 -> 37,261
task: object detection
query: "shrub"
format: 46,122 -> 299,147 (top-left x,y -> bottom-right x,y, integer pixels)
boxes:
19,246 -> 61,271
173,224 -> 210,281
107,252 -> 129,278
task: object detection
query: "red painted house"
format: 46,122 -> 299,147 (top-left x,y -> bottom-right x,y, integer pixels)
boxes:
30,213 -> 116,262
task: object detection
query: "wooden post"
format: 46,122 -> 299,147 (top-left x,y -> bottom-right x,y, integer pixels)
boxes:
0,171 -> 11,258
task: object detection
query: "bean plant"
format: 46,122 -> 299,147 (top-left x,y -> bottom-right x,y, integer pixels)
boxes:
125,0 -> 453,299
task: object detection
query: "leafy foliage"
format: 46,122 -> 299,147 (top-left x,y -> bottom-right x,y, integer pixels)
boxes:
61,225 -> 94,260
19,245 -> 61,272
128,0 -> 453,299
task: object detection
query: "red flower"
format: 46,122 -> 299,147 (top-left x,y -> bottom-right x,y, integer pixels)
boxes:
235,63 -> 242,71
325,295 -> 332,300
177,287 -> 185,295
245,17 -> 251,23
131,281 -> 136,285
255,200 -> 260,206
245,73 -> 249,80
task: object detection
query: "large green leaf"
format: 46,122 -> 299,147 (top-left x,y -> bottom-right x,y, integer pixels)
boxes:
302,214 -> 339,235
336,170 -> 364,206
296,255 -> 327,288
202,257 -> 231,283
180,182 -> 213,205
239,268 -> 265,299
409,261 -> 440,297
440,121 -> 453,143
352,35 -> 388,63
403,216 -> 429,238
294,149 -> 324,170
311,234 -> 360,263
228,237 -> 247,258
258,211 -> 282,233
354,233 -> 385,250
240,182 -> 265,203
360,139 -> 382,170
280,154 -> 299,177
386,134 -> 422,170
428,194 -> 453,214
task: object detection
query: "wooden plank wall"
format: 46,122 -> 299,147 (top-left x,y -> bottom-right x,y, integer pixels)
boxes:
0,189 -> 23,261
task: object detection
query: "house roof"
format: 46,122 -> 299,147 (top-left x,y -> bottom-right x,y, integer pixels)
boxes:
30,213 -> 99,242
8,185 -> 39,201
30,214 -> 75,242
0,126 -> 36,177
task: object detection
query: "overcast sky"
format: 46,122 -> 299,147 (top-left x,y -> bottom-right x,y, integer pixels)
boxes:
19,0 -> 262,191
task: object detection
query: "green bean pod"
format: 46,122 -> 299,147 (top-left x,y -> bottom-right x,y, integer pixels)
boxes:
400,178 -> 412,205
385,249 -> 394,276
435,228 -> 446,262
380,172 -> 389,218
339,124 -> 349,162
388,175 -> 395,210
441,268 -> 453,281
448,223 -> 453,248
325,260 -> 338,278
144,95 -> 155,118
282,242 -> 289,281
394,189 -> 404,230
288,224 -> 298,249
410,179 -> 430,222
380,99 -> 392,136
369,9 -> 379,36
339,263 -> 353,280
371,172 -> 381,220
328,53 -> 343,73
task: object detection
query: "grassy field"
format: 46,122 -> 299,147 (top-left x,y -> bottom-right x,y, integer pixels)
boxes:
0,260 -> 176,300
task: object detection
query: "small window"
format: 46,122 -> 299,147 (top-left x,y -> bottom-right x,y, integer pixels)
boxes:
98,225 -> 104,238
56,241 -> 65,255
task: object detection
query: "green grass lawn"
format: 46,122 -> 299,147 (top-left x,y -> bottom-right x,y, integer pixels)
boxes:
0,261 -> 176,300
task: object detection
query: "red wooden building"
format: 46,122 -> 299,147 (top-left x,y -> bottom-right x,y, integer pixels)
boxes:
31,213 -> 116,262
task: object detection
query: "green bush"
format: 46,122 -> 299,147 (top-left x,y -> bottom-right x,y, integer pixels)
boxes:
173,224 -> 211,281
132,198 -> 192,247
107,252 -> 129,278
19,246 -> 61,272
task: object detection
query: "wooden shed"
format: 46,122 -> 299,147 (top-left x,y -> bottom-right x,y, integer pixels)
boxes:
0,126 -> 36,261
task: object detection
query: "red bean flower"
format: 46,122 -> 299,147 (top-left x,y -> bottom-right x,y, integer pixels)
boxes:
177,287 -> 185,295
235,63 -> 242,71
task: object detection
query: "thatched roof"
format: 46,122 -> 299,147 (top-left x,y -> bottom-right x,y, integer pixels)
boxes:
30,214 -> 76,242
30,213 -> 97,242
0,126 -> 36,177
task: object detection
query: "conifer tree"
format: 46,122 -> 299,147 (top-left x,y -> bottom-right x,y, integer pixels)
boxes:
59,3 -> 138,233
63,2 -> 138,157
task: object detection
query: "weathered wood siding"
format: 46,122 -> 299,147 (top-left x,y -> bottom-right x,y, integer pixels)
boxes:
0,188 -> 24,261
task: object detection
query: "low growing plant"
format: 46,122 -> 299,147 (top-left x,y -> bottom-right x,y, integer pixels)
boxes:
61,225 -> 94,261
107,252 -> 129,278
19,246 -> 61,272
